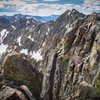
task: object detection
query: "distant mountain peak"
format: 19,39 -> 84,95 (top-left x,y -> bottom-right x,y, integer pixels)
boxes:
56,9 -> 85,26
63,9 -> 85,17
71,9 -> 78,12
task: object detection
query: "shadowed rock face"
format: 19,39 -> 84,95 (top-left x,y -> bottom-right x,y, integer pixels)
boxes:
0,9 -> 100,100
1,52 -> 43,100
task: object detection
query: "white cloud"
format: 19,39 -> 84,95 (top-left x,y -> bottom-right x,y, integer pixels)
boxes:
83,0 -> 100,13
15,3 -> 82,16
0,2 -> 82,16
83,0 -> 100,7
0,4 -> 4,8
0,0 -> 100,16
0,0 -> 37,5
0,3 -> 92,16
0,0 -> 25,5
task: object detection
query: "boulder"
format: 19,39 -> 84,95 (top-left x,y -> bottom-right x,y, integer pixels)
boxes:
0,85 -> 33,100
2,52 -> 43,100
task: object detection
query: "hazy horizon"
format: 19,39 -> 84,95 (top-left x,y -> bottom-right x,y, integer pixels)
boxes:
0,0 -> 100,16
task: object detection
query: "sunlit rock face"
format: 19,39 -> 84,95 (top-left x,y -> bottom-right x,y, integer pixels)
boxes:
41,13 -> 100,100
0,9 -> 100,100
0,85 -> 34,100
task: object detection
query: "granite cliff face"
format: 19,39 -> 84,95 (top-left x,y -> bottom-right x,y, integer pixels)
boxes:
0,9 -> 100,100
41,13 -> 100,100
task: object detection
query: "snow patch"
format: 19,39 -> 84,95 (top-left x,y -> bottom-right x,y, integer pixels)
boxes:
1,29 -> 7,38
28,35 -> 34,41
20,49 -> 28,55
46,32 -> 48,35
26,16 -> 31,19
48,27 -> 50,32
20,48 -> 42,61
17,36 -> 22,46
66,24 -> 69,29
0,44 -> 8,55
42,41 -> 46,46
72,9 -> 76,13
66,27 -> 73,32
31,49 -> 42,61
26,20 -> 30,25
0,29 -> 9,42
12,25 -> 16,30
3,31 -> 9,39
68,11 -> 71,15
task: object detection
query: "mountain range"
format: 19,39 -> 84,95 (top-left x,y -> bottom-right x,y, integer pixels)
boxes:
0,9 -> 100,100
0,14 -> 59,23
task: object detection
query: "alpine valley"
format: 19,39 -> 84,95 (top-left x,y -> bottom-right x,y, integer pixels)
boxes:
0,9 -> 100,100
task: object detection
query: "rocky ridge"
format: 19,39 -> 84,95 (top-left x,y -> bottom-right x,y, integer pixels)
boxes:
41,13 -> 100,100
0,9 -> 100,100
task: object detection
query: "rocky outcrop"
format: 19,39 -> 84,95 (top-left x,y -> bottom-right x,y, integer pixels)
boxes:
41,13 -> 100,100
0,52 -> 43,100
41,51 -> 58,100
0,85 -> 33,100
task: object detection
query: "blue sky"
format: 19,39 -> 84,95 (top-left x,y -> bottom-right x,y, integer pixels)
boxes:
37,0 -> 84,4
0,0 -> 100,16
